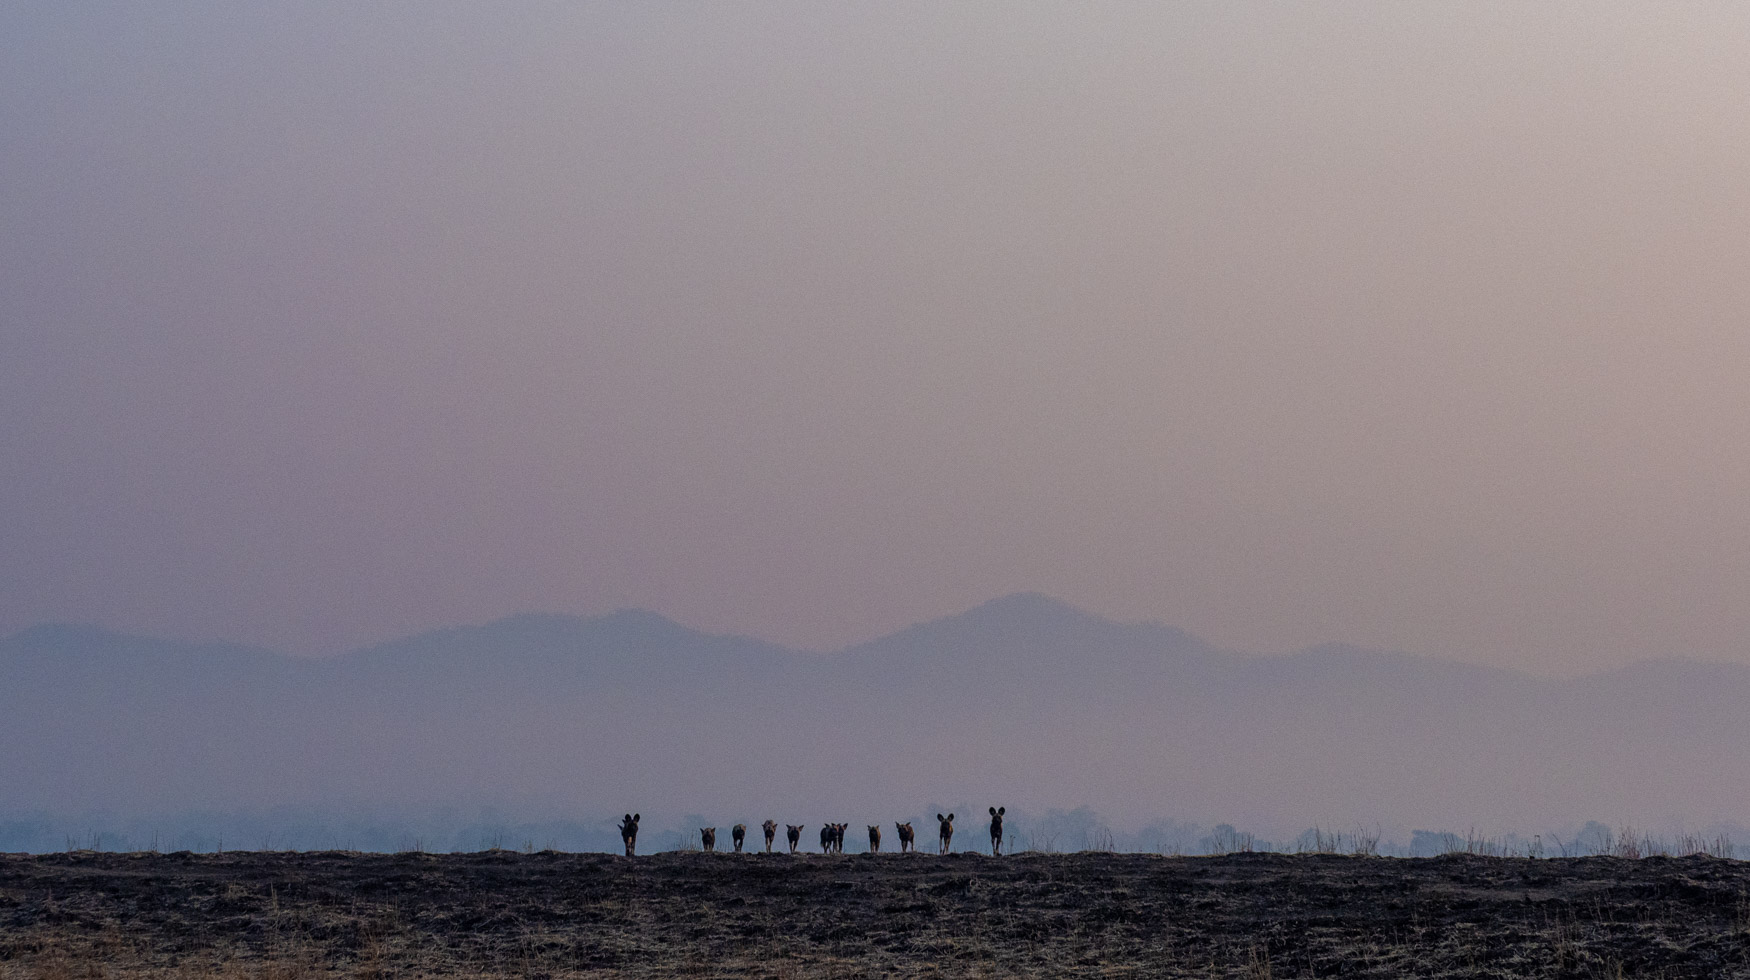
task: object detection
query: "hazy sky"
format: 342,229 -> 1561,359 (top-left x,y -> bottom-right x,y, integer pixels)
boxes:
5,3 -> 1749,673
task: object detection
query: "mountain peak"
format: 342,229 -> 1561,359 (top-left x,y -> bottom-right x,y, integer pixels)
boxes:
844,593 -> 1136,657
955,592 -> 1101,627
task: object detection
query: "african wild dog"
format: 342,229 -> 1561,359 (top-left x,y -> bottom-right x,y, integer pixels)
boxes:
700,827 -> 716,852
819,823 -> 847,853
786,824 -> 803,853
936,813 -> 955,854
989,807 -> 1006,855
618,813 -> 640,856
732,824 -> 746,852
762,820 -> 777,853
895,822 -> 915,853
867,825 -> 881,852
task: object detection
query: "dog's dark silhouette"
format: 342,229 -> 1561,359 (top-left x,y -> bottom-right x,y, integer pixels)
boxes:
867,825 -> 881,852
937,813 -> 955,854
700,827 -> 716,852
618,813 -> 640,856
732,824 -> 746,852
762,820 -> 777,853
786,824 -> 803,853
988,807 -> 1006,855
816,823 -> 848,853
895,822 -> 915,853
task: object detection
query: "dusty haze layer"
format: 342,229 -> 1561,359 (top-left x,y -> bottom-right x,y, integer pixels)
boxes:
6,595 -> 1750,844
4,4 -> 1750,672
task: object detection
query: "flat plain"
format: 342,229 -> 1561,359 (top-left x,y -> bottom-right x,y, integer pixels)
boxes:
3,849 -> 1749,978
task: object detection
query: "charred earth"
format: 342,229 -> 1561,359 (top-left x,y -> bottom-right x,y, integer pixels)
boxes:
3,849 -> 1749,978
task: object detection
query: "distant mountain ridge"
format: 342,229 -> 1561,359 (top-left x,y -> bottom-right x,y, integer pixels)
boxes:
0,594 -> 1521,674
5,594 -> 1750,833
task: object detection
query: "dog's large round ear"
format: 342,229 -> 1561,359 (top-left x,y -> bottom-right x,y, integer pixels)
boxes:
937,813 -> 944,821
989,807 -> 996,816
998,807 -> 1005,816
633,814 -> 640,823
948,813 -> 955,821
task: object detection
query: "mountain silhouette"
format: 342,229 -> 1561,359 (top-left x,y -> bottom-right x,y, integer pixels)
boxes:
4,595 -> 1748,832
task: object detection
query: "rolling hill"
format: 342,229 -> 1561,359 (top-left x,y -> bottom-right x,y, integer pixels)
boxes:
4,594 -> 1747,839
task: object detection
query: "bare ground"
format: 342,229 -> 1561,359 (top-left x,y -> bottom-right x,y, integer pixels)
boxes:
3,849 -> 1749,978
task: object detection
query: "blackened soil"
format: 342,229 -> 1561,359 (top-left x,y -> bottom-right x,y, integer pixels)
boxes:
3,849 -> 1750,978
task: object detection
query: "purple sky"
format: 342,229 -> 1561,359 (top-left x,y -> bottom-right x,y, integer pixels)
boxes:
4,3 -> 1749,673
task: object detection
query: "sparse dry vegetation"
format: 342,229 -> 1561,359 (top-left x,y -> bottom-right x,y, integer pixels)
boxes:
4,849 -> 1750,978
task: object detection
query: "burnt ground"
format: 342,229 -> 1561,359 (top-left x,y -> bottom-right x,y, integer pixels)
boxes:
3,849 -> 1750,978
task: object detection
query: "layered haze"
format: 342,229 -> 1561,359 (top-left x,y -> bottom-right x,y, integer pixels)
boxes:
5,595 -> 1749,850
6,4 -> 1750,674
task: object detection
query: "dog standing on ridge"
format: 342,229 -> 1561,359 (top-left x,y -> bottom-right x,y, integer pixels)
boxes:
618,814 -> 640,856
895,822 -> 915,853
